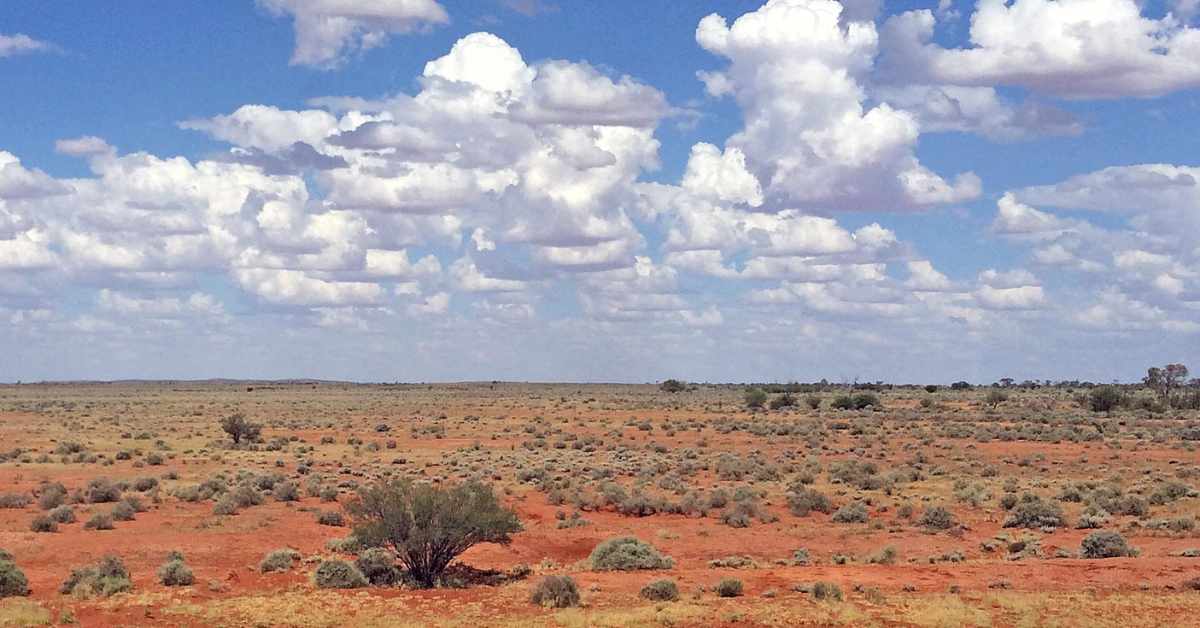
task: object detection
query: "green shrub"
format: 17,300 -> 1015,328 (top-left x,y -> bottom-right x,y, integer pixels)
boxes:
0,493 -> 31,509
312,559 -> 367,589
133,477 -> 159,492
919,506 -> 956,530
60,556 -> 132,598
831,393 -> 880,410
38,484 -> 67,510
29,515 -> 56,533
48,506 -> 76,524
157,559 -> 195,586
639,578 -> 679,601
260,549 -> 301,573
1089,387 -> 1122,413
220,414 -> 262,445
84,513 -> 114,530
347,479 -> 521,588
85,479 -> 122,504
355,548 -> 401,586
715,578 -> 743,598
1003,494 -> 1064,529
589,537 -> 673,571
811,581 -> 843,601
0,559 -> 30,597
743,388 -> 768,409
111,501 -> 136,522
1081,531 -> 1138,559
831,501 -> 869,523
317,510 -> 345,526
659,379 -> 688,393
530,575 -> 580,608
787,487 -> 832,517
272,482 -> 299,502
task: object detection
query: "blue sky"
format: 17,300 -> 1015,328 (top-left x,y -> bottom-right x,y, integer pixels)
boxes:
0,0 -> 1197,383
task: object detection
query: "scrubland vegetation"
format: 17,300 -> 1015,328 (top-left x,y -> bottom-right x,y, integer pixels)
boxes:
0,366 -> 1199,626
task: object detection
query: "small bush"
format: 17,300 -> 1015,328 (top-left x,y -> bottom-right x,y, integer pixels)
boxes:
1003,494 -> 1064,529
831,501 -> 869,524
744,388 -> 768,409
0,493 -> 31,509
1081,531 -> 1138,559
272,482 -> 299,502
312,559 -> 367,589
589,537 -> 673,571
659,379 -> 688,393
355,548 -> 401,586
111,501 -> 136,522
30,515 -> 57,533
530,575 -> 580,608
157,559 -> 195,587
919,506 -> 956,530
38,485 -> 67,510
811,581 -> 843,601
85,479 -> 122,504
60,556 -> 132,598
1089,387 -> 1122,413
831,393 -> 880,410
260,549 -> 301,573
317,510 -> 345,526
639,578 -> 679,601
84,513 -> 114,531
0,559 -> 30,597
788,487 -> 832,517
48,505 -> 76,524
716,578 -> 743,598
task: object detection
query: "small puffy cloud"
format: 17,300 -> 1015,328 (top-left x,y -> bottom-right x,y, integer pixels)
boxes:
975,284 -> 1046,310
260,0 -> 449,69
905,260 -> 954,292
0,33 -> 55,57
55,136 -> 114,158
180,105 -> 340,152
234,268 -> 383,306
974,268 -> 1045,310
423,32 -> 534,94
880,1 -> 1200,99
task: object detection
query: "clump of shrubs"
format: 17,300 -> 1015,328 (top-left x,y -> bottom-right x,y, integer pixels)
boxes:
1080,531 -> 1138,559
48,505 -> 76,524
60,556 -> 132,598
1003,494 -> 1064,529
589,537 -> 673,571
831,393 -> 879,410
317,510 -> 345,526
30,515 -> 57,533
919,506 -> 956,531
0,493 -> 31,509
715,577 -> 743,597
810,581 -> 843,601
355,548 -> 401,586
157,552 -> 195,586
312,559 -> 367,589
530,575 -> 580,608
85,479 -> 122,504
84,513 -> 115,531
787,487 -> 832,517
639,578 -> 679,601
831,501 -> 869,523
260,549 -> 301,573
0,552 -> 30,597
